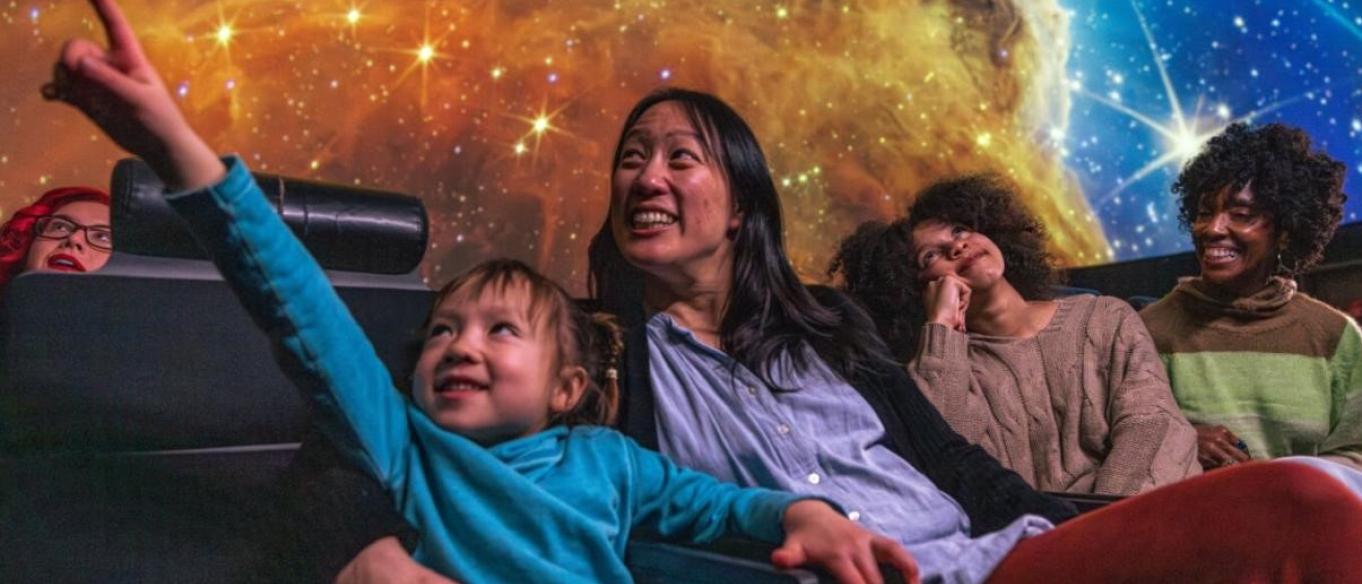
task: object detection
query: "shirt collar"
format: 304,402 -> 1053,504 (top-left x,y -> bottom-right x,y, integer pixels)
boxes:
647,312 -> 738,368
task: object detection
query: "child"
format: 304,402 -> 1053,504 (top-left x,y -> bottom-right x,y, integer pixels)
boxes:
45,1 -> 919,582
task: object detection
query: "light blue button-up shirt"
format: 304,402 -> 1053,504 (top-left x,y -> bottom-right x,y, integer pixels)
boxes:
646,313 -> 1051,584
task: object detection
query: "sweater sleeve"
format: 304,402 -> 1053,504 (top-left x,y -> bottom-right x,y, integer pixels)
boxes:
908,323 -> 992,447
625,437 -> 809,545
165,157 -> 411,485
1092,301 -> 1200,495
1321,321 -> 1362,470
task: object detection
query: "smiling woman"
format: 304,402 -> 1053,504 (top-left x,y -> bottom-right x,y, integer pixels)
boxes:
606,100 -> 743,291
1140,122 -> 1362,472
0,186 -> 112,298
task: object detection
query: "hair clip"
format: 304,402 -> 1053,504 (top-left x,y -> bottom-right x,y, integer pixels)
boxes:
605,367 -> 619,380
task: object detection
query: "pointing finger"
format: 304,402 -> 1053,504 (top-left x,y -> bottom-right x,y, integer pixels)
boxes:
90,0 -> 147,61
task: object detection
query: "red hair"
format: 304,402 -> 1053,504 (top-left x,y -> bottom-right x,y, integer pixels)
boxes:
0,186 -> 111,294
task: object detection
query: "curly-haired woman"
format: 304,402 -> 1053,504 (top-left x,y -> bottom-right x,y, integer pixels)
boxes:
0,186 -> 112,297
1140,122 -> 1361,471
830,174 -> 1199,495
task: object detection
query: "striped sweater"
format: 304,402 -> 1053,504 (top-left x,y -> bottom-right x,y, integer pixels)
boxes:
1140,277 -> 1362,470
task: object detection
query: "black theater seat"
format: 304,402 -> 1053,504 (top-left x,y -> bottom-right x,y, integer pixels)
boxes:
0,255 -> 432,582
0,159 -> 841,583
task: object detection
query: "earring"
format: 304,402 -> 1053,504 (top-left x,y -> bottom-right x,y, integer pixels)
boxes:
1273,248 -> 1293,278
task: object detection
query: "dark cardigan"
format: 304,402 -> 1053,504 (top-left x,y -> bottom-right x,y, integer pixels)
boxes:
287,287 -> 1077,578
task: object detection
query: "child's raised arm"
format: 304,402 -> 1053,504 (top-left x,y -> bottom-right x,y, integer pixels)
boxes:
46,0 -> 413,485
45,0 -> 223,192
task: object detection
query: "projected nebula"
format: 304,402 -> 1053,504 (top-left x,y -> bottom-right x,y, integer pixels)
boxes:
1,1 -> 1358,290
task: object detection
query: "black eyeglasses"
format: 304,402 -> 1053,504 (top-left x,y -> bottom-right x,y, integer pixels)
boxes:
34,215 -> 113,252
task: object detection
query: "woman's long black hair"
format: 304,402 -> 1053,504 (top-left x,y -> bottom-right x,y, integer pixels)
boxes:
587,88 -> 891,384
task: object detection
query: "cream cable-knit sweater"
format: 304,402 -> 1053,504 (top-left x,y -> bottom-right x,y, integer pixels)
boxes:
909,294 -> 1200,495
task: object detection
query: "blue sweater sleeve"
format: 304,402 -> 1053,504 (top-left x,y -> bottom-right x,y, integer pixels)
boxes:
624,437 -> 806,544
165,157 -> 411,486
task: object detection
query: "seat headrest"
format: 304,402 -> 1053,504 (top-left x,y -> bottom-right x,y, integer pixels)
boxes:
110,158 -> 428,275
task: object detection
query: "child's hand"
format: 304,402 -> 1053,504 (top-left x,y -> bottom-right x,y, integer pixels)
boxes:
43,0 -> 223,191
336,536 -> 460,584
774,500 -> 920,584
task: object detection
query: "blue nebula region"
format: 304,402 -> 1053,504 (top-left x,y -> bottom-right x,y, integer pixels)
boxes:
1062,0 -> 1362,261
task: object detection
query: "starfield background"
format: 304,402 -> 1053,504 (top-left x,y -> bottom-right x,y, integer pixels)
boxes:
2,0 -> 1359,291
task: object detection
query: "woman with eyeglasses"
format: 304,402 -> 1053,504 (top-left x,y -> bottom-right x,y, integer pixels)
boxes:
0,186 -> 113,296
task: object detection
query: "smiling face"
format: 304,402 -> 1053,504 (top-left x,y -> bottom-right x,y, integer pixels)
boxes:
23,200 -> 111,274
609,101 -> 741,284
411,278 -> 579,445
1192,184 -> 1279,296
909,220 -> 1006,290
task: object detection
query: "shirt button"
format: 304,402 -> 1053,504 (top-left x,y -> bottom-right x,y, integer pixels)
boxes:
747,385 -> 758,396
807,473 -> 821,485
848,511 -> 861,521
777,424 -> 790,434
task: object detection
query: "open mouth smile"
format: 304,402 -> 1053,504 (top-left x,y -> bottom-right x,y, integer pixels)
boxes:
628,209 -> 679,230
46,254 -> 86,272
1200,246 -> 1241,265
435,374 -> 489,397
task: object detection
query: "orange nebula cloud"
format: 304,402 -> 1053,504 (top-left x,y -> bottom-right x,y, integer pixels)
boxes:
0,0 -> 1108,293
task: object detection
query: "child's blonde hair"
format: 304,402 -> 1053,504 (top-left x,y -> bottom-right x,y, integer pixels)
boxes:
429,259 -> 623,427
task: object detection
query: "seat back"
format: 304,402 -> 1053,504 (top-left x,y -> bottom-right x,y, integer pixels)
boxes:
0,262 -> 431,453
0,162 -> 433,582
111,158 -> 428,274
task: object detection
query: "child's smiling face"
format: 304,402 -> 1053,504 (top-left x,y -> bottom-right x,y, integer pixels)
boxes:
412,278 -> 580,445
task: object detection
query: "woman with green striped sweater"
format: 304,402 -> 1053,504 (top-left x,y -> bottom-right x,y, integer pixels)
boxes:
1140,122 -> 1361,472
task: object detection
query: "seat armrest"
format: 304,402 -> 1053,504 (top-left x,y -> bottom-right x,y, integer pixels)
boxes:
627,540 -> 820,584
1045,491 -> 1122,513
627,538 -> 909,584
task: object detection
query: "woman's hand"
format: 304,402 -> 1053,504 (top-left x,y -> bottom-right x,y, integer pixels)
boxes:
335,536 -> 458,584
1194,424 -> 1252,469
43,0 -> 223,191
773,500 -> 920,584
923,274 -> 971,333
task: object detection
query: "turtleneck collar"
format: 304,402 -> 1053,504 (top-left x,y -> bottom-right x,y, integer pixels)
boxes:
1175,276 -> 1297,319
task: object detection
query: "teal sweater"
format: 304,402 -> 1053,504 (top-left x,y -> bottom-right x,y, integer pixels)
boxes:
167,158 -> 804,582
